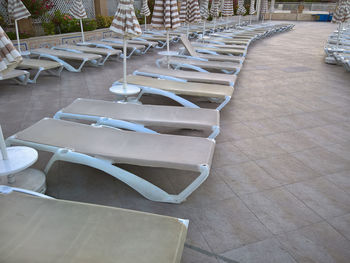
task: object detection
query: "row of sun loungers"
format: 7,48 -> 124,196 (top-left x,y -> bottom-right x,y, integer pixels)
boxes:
1,22 -> 294,262
5,22 -> 294,204
324,24 -> 350,71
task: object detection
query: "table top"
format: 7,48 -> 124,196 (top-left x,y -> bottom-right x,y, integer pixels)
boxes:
0,146 -> 38,176
110,84 -> 141,96
158,51 -> 179,56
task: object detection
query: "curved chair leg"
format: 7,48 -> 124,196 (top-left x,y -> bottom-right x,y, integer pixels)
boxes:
44,148 -> 209,203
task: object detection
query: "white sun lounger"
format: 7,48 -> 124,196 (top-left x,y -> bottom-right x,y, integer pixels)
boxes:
30,48 -> 103,72
156,56 -> 242,74
115,75 -> 234,110
180,35 -> 245,64
0,69 -> 29,85
133,65 -> 236,87
0,189 -> 188,263
54,98 -> 220,139
104,37 -> 158,53
7,118 -> 215,203
16,58 -> 63,83
79,40 -> 145,58
52,44 -> 121,65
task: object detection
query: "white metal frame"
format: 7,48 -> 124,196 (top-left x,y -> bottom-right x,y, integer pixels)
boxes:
6,135 -> 211,204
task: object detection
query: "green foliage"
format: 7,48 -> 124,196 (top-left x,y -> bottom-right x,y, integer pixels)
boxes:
21,0 -> 54,19
96,15 -> 114,29
0,15 -> 5,27
42,10 -> 97,35
6,31 -> 32,40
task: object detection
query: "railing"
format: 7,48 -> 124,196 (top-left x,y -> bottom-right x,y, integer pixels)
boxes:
0,0 -> 95,24
273,2 -> 337,12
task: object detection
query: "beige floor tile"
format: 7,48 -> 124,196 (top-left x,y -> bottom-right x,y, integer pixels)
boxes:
286,177 -> 350,219
328,214 -> 350,241
298,126 -> 349,147
266,131 -> 319,153
243,118 -> 295,136
191,198 -> 272,254
241,188 -> 322,234
216,122 -> 258,143
292,147 -> 350,175
277,221 -> 350,263
256,154 -> 321,184
212,141 -> 250,169
233,137 -> 286,160
221,238 -> 297,263
218,162 -> 281,196
324,170 -> 350,194
322,142 -> 350,161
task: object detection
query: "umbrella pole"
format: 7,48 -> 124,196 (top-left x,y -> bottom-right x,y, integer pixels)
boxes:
239,15 -> 241,26
166,29 -> 170,69
249,14 -> 252,24
202,19 -> 206,42
80,19 -> 85,43
15,19 -> 21,53
214,17 -> 216,31
123,36 -> 127,91
187,23 -> 189,37
0,125 -> 8,160
144,16 -> 147,31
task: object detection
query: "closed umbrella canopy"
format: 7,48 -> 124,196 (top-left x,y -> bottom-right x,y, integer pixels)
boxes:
8,0 -> 30,53
210,0 -> 220,18
222,0 -> 234,17
8,0 -> 30,20
261,0 -> 268,14
69,0 -> 88,42
237,0 -> 247,15
200,0 -> 209,19
140,0 -> 151,30
110,0 -> 141,91
151,0 -> 180,57
140,0 -> 151,16
69,0 -> 87,19
179,0 -> 201,24
0,26 -> 22,75
151,0 -> 180,29
0,26 -> 22,160
249,0 -> 256,14
332,0 -> 350,23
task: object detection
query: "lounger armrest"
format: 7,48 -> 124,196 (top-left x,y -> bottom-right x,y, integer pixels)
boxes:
195,49 -> 219,55
170,54 -> 208,61
0,185 -> 53,199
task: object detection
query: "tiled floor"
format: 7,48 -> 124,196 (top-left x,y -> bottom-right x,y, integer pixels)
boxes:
1,21 -> 350,263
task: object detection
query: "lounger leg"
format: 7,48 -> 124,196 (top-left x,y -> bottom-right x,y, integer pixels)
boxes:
216,96 -> 231,111
27,67 -> 44,84
35,53 -> 83,73
15,72 -> 29,85
209,126 -> 220,139
45,148 -> 207,203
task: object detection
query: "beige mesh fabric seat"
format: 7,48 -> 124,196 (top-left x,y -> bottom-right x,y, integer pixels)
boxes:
81,40 -> 145,58
134,65 -> 236,86
16,58 -> 63,83
157,56 -> 242,74
30,48 -> 103,72
0,191 -> 188,263
180,35 -> 245,64
55,98 -> 220,139
121,75 -> 234,110
7,118 -> 215,203
52,44 -> 121,65
0,69 -> 29,85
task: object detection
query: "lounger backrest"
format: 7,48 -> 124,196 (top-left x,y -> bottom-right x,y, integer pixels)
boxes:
180,34 -> 198,57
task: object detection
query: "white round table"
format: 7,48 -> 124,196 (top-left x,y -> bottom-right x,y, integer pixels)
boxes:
0,146 -> 46,193
109,84 -> 141,104
157,51 -> 179,56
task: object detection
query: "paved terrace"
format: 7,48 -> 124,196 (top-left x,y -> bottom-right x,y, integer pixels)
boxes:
1,22 -> 350,263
